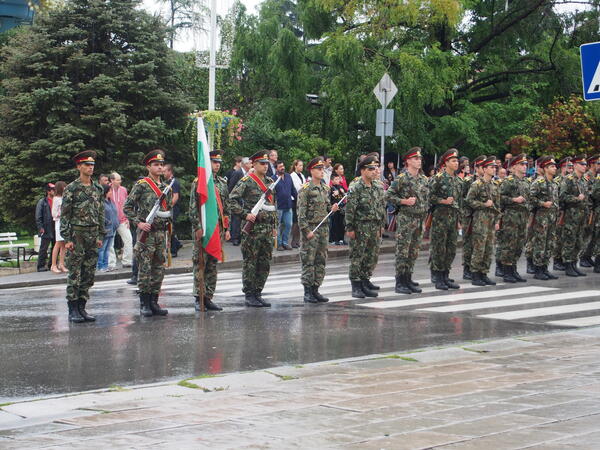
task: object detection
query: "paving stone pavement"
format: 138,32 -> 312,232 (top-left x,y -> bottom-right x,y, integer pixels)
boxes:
2,328 -> 600,449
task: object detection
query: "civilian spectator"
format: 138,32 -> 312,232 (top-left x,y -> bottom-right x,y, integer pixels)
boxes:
329,174 -> 347,245
35,183 -> 55,272
97,185 -> 119,272
526,157 -> 536,178
164,164 -> 183,257
504,152 -> 513,164
290,160 -> 306,248
98,174 -> 109,186
323,155 -> 333,184
273,161 -> 297,250
50,181 -> 67,273
227,157 -> 252,245
225,156 -> 242,181
331,163 -> 348,190
106,172 -> 133,269
383,160 -> 397,183
266,149 -> 278,178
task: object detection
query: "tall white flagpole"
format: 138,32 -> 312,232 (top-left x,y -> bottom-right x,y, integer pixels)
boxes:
208,0 -> 217,112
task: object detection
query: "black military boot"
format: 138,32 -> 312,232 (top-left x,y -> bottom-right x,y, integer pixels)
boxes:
407,276 -> 420,287
527,257 -> 535,274
303,285 -> 318,303
363,279 -> 380,290
312,287 -> 329,303
580,256 -> 594,268
565,262 -> 580,277
140,293 -> 153,317
553,258 -> 565,271
432,270 -> 448,290
244,292 -> 262,307
495,261 -> 504,277
463,266 -> 472,280
573,263 -> 587,277
406,272 -> 422,293
204,297 -> 223,311
361,281 -> 378,297
513,265 -> 527,282
126,274 -> 137,285
533,266 -> 549,281
481,273 -> 496,286
194,296 -> 202,311
471,272 -> 486,286
78,300 -> 96,322
149,294 -> 168,316
543,265 -> 558,280
68,301 -> 85,323
395,274 -> 412,294
502,265 -> 517,283
351,280 -> 366,298
255,291 -> 271,307
594,257 -> 600,273
443,271 -> 460,289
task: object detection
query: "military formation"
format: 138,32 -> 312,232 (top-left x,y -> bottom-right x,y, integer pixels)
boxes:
58,147 -> 600,323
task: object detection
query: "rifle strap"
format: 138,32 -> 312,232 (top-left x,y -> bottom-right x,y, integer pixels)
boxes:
248,172 -> 273,203
142,177 -> 168,210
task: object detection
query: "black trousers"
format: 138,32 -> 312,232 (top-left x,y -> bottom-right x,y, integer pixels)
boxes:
230,214 -> 241,243
37,237 -> 54,270
329,212 -> 345,243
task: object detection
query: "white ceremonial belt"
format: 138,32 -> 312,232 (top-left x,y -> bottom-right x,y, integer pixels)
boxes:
261,205 -> 276,212
156,211 -> 172,218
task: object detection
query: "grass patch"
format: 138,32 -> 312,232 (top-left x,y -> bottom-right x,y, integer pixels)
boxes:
0,402 -> 13,409
108,385 -> 131,392
294,365 -> 304,369
177,378 -> 227,392
265,370 -> 298,381
462,347 -> 490,354
373,355 -> 418,362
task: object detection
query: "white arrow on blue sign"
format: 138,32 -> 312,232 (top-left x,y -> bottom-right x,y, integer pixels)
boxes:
580,42 -> 600,101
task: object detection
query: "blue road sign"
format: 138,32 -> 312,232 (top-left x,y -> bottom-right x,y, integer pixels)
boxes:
581,42 -> 600,101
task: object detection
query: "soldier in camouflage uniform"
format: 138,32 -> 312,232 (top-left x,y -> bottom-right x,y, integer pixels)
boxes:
385,147 -> 428,294
461,155 -> 486,280
580,154 -> 599,267
560,154 -> 590,277
297,157 -> 339,303
189,150 -> 229,312
61,150 -> 105,323
529,156 -> 560,280
589,157 -> 600,273
552,157 -> 573,271
123,150 -> 172,317
228,151 -> 278,307
497,154 -> 529,283
525,160 -> 544,274
345,155 -> 387,298
428,149 -> 463,290
466,157 -> 501,286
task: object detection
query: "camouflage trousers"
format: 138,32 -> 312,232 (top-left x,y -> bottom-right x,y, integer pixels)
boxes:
300,226 -> 328,287
395,214 -> 424,275
192,238 -> 220,299
461,214 -> 473,268
470,221 -> 495,273
349,221 -> 381,281
531,211 -> 557,267
592,210 -> 600,257
429,209 -> 459,272
553,222 -> 565,261
562,208 -> 587,263
524,213 -> 534,259
134,229 -> 166,295
241,222 -> 274,293
497,209 -> 528,266
66,227 -> 99,302
581,211 -> 596,258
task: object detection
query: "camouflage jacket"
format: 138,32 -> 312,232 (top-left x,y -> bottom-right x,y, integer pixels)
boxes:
591,174 -> 600,211
344,178 -> 386,232
384,171 -> 429,217
559,174 -> 588,211
530,177 -> 559,216
228,173 -> 277,225
499,175 -> 529,212
189,175 -> 230,234
466,178 -> 501,221
429,171 -> 462,212
123,178 -> 172,230
297,180 -> 331,233
60,179 -> 105,242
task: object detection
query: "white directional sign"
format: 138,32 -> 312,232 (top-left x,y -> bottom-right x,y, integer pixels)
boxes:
373,73 -> 397,107
581,42 -> 600,101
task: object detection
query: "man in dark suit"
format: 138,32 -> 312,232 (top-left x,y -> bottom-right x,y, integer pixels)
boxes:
227,157 -> 252,245
266,149 -> 278,179
35,183 -> 56,271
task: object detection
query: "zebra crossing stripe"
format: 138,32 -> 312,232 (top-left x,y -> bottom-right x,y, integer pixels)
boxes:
547,315 -> 600,328
479,300 -> 600,321
418,290 -> 600,313
358,286 -> 555,309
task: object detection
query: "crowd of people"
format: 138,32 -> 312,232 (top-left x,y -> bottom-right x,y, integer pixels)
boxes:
34,145 -> 600,323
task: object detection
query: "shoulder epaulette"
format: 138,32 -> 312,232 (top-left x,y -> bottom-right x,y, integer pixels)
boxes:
567,175 -> 574,180
324,184 -> 331,191
241,176 -> 249,181
352,176 -> 360,182
436,172 -> 443,177
473,179 -> 482,185
398,173 -> 405,178
535,177 -> 544,183
193,177 -> 198,182
507,175 -> 513,181
494,180 -> 501,185
597,175 -> 600,180
136,179 -> 146,185
464,175 -> 471,181
302,182 -> 310,189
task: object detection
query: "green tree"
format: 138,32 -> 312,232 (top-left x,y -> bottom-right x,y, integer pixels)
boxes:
0,0 -> 192,230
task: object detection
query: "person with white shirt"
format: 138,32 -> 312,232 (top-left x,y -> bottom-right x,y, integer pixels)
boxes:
290,160 -> 306,248
108,172 -> 133,269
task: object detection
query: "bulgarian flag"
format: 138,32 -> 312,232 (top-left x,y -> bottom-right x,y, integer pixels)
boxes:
196,117 -> 222,261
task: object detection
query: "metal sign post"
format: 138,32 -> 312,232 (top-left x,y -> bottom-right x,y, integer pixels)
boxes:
373,73 -> 397,179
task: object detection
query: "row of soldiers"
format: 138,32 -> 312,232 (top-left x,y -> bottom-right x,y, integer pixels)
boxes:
57,146 -> 599,323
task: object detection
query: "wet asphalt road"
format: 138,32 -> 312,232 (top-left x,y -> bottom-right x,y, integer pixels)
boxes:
2,251 -> 599,402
